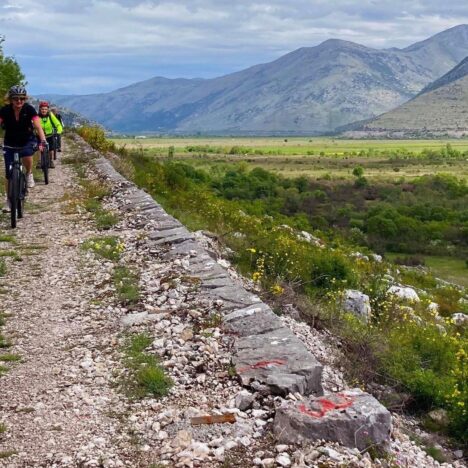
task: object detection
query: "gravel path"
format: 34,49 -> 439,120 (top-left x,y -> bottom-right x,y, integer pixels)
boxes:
0,149 -> 137,467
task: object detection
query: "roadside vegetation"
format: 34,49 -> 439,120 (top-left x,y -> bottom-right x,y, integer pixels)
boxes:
79,126 -> 468,444
121,333 -> 173,399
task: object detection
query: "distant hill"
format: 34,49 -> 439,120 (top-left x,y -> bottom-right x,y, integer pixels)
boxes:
42,25 -> 468,135
29,97 -> 91,128
344,56 -> 468,137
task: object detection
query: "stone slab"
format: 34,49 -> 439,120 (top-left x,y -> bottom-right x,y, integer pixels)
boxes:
273,389 -> 392,450
224,304 -> 283,337
206,285 -> 261,310
233,327 -> 323,396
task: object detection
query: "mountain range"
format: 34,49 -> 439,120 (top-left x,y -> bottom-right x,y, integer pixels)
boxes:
42,25 -> 468,135
344,56 -> 468,137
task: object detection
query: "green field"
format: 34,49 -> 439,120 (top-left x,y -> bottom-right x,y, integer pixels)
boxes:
112,136 -> 468,153
386,254 -> 468,289
113,137 -> 468,181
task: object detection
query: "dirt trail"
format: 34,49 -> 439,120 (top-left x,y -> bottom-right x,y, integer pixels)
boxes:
0,146 -> 135,467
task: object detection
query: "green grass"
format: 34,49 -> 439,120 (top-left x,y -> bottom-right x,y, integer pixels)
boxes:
0,422 -> 6,433
0,258 -> 6,276
0,353 -> 20,362
0,335 -> 10,349
112,266 -> 140,304
121,333 -> 173,399
387,253 -> 468,289
0,450 -> 17,459
0,365 -> 8,376
0,234 -> 16,243
82,236 -> 124,261
95,210 -> 119,230
425,256 -> 468,289
0,250 -> 21,261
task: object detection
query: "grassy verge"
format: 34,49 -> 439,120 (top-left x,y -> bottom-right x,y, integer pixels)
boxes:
62,151 -> 119,230
82,236 -> 124,261
121,333 -> 173,399
112,266 -> 140,305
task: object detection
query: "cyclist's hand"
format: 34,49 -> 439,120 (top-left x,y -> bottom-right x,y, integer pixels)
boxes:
39,140 -> 48,152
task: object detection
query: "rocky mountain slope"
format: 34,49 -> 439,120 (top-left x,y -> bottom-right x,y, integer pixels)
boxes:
42,25 -> 468,135
343,56 -> 468,137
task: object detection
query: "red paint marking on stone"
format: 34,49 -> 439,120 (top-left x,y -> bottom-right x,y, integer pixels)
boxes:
237,359 -> 287,373
298,394 -> 354,419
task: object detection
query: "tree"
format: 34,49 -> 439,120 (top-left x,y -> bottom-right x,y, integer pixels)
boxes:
0,36 -> 25,102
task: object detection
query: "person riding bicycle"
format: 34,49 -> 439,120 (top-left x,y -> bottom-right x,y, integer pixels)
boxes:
50,106 -> 64,152
38,101 -> 63,168
0,85 -> 47,211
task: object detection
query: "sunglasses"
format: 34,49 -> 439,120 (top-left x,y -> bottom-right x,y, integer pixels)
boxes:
11,97 -> 26,102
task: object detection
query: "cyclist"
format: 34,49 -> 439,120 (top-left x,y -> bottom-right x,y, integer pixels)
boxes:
38,101 -> 63,168
50,106 -> 64,152
0,85 -> 47,211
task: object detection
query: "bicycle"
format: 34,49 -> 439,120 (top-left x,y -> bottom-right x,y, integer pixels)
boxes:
40,144 -> 50,185
1,145 -> 28,229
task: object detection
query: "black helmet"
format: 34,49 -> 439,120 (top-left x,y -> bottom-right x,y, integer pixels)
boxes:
8,85 -> 27,98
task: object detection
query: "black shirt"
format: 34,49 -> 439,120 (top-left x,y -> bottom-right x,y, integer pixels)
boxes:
0,103 -> 38,147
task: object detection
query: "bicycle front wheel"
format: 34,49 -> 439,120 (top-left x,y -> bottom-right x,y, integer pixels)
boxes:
9,169 -> 19,228
41,149 -> 49,185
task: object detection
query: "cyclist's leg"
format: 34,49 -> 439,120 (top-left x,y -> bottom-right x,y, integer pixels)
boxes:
20,140 -> 36,189
46,136 -> 56,167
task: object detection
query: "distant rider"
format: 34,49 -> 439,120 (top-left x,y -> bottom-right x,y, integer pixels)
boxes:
0,85 -> 47,211
38,101 -> 63,168
50,106 -> 64,152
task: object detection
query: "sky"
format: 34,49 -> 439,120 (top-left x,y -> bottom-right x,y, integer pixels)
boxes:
1,1 -> 468,95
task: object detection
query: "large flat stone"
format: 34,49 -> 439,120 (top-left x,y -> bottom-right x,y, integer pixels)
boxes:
274,389 -> 392,450
233,327 -> 323,396
206,285 -> 261,310
147,227 -> 195,245
224,304 -> 283,336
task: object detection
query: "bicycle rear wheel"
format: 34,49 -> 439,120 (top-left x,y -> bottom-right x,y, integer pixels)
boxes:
8,169 -> 19,228
41,149 -> 49,185
17,172 -> 26,219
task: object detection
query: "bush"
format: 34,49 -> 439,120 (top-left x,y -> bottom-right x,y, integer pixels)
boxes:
310,251 -> 357,289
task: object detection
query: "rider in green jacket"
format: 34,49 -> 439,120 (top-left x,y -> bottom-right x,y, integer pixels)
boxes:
38,101 -> 63,168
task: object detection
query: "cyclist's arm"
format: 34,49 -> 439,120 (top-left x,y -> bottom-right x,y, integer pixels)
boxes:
32,116 -> 47,142
50,113 -> 63,134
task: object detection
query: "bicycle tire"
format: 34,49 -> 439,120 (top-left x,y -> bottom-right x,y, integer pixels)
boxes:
9,169 -> 19,229
42,149 -> 49,185
17,172 -> 26,219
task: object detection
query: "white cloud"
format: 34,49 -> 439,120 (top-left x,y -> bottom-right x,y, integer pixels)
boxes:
1,0 -> 468,93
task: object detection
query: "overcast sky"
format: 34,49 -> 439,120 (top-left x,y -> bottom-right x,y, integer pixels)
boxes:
1,1 -> 468,95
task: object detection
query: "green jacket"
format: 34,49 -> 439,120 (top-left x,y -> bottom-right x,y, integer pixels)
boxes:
39,112 -> 63,137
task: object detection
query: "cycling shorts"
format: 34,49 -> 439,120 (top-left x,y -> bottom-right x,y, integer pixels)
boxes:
2,139 -> 37,180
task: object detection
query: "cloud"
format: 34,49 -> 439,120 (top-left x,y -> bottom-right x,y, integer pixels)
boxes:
1,0 -> 468,94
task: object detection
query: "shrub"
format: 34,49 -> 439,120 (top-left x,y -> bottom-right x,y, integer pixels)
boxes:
310,251 -> 357,289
